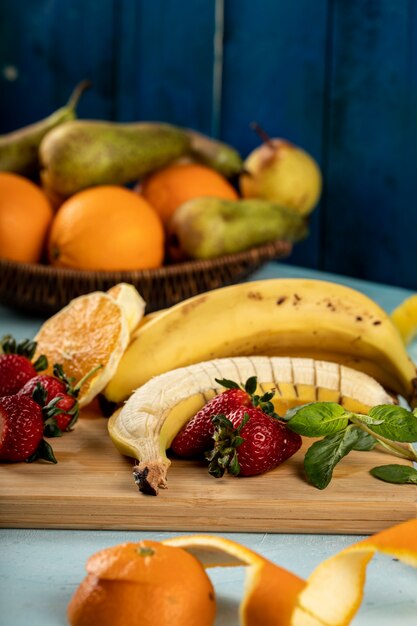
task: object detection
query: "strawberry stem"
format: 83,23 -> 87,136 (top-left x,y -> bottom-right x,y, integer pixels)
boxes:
206,412 -> 250,478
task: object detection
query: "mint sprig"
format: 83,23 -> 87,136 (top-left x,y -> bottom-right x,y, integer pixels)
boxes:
284,403 -> 417,489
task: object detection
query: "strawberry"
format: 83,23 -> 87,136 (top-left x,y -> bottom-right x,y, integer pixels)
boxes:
0,336 -> 47,397
0,395 -> 56,463
19,364 -> 80,434
170,378 -> 254,457
46,393 -> 78,432
206,406 -> 302,477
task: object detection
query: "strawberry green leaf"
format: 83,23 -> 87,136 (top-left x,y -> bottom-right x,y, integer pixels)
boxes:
304,426 -> 364,489
370,464 -> 417,484
214,378 -> 240,390
33,354 -> 48,372
285,402 -> 348,436
244,376 -> 258,396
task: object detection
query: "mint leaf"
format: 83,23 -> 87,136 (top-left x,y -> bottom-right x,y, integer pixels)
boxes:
370,464 -> 417,484
352,430 -> 377,451
367,405 -> 417,442
304,426 -> 364,489
285,402 -> 348,437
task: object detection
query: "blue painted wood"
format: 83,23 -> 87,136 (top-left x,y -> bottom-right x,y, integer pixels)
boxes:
0,0 -> 116,132
115,0 -> 215,134
322,0 -> 417,290
219,0 -> 329,270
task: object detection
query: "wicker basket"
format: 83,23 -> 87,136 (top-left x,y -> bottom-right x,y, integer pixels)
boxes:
0,240 -> 292,315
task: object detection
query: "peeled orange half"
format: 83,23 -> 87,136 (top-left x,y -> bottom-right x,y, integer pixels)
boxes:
34,291 -> 130,407
68,540 -> 216,626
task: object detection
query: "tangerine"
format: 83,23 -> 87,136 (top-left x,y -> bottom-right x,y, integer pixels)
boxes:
140,162 -> 238,224
67,540 -> 216,626
48,186 -> 164,270
0,172 -> 53,263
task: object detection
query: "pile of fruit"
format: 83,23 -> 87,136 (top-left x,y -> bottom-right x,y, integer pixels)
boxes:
0,82 -> 322,270
2,277 -> 416,497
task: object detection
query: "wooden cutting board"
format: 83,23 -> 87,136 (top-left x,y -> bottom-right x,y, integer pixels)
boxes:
1,405 -> 415,534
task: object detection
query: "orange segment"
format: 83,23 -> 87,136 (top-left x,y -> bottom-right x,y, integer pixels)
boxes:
107,283 -> 146,334
34,291 -> 129,407
164,534 -> 305,626
68,540 -> 216,626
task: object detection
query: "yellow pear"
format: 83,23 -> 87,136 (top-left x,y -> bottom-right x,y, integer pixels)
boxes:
240,124 -> 322,217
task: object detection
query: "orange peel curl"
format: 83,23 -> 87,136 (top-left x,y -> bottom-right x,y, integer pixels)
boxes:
164,519 -> 417,626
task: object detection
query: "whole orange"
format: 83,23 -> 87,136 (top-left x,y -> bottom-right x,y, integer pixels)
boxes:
67,540 -> 216,626
48,186 -> 164,270
140,162 -> 239,224
0,172 -> 53,263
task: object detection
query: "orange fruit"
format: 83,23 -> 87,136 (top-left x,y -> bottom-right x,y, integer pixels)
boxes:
67,540 -> 216,626
140,162 -> 239,224
165,534 -> 305,626
34,290 -> 130,407
0,172 -> 53,263
48,186 -> 164,271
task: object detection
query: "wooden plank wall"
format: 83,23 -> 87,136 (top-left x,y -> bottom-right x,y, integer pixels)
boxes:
1,0 -> 416,289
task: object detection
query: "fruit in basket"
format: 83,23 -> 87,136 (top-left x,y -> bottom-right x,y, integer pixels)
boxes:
391,293 -> 417,345
104,278 -> 417,406
40,120 -> 191,197
0,336 -> 47,396
0,172 -> 53,263
48,186 -> 164,270
0,394 -> 57,463
168,197 -> 308,260
186,129 -> 244,176
140,162 -> 238,225
240,124 -> 322,216
67,540 -> 216,626
206,406 -> 302,478
107,356 -> 393,494
34,291 -> 130,407
0,80 -> 90,176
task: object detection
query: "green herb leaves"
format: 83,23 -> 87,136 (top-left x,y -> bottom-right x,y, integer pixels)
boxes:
285,402 -> 417,489
370,464 -> 417,484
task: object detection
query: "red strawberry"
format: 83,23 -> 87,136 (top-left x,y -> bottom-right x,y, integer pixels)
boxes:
50,394 -> 78,432
19,364 -> 81,435
0,336 -> 47,397
171,385 -> 251,457
19,375 -> 66,403
0,395 -> 56,463
206,406 -> 302,477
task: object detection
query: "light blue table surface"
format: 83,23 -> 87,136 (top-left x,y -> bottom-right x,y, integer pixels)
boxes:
1,262 -> 416,626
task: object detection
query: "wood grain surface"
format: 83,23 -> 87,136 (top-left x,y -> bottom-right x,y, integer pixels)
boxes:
0,405 -> 415,534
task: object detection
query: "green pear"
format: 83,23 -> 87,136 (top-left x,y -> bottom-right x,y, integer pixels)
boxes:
240,126 -> 322,216
186,129 -> 243,177
168,197 -> 308,260
0,80 -> 90,176
40,120 -> 191,197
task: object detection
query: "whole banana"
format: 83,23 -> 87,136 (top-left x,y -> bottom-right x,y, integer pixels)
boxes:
108,356 -> 394,495
104,278 -> 417,407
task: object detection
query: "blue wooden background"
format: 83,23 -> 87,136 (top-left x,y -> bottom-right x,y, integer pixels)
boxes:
1,0 -> 416,289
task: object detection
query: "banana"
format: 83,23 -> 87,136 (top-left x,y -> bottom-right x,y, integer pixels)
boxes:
104,278 -> 417,406
108,356 -> 394,495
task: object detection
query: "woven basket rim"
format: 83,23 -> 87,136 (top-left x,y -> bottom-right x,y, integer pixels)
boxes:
0,239 -> 291,280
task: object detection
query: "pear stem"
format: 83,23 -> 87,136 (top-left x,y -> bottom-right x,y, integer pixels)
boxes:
250,121 -> 275,147
66,79 -> 92,111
